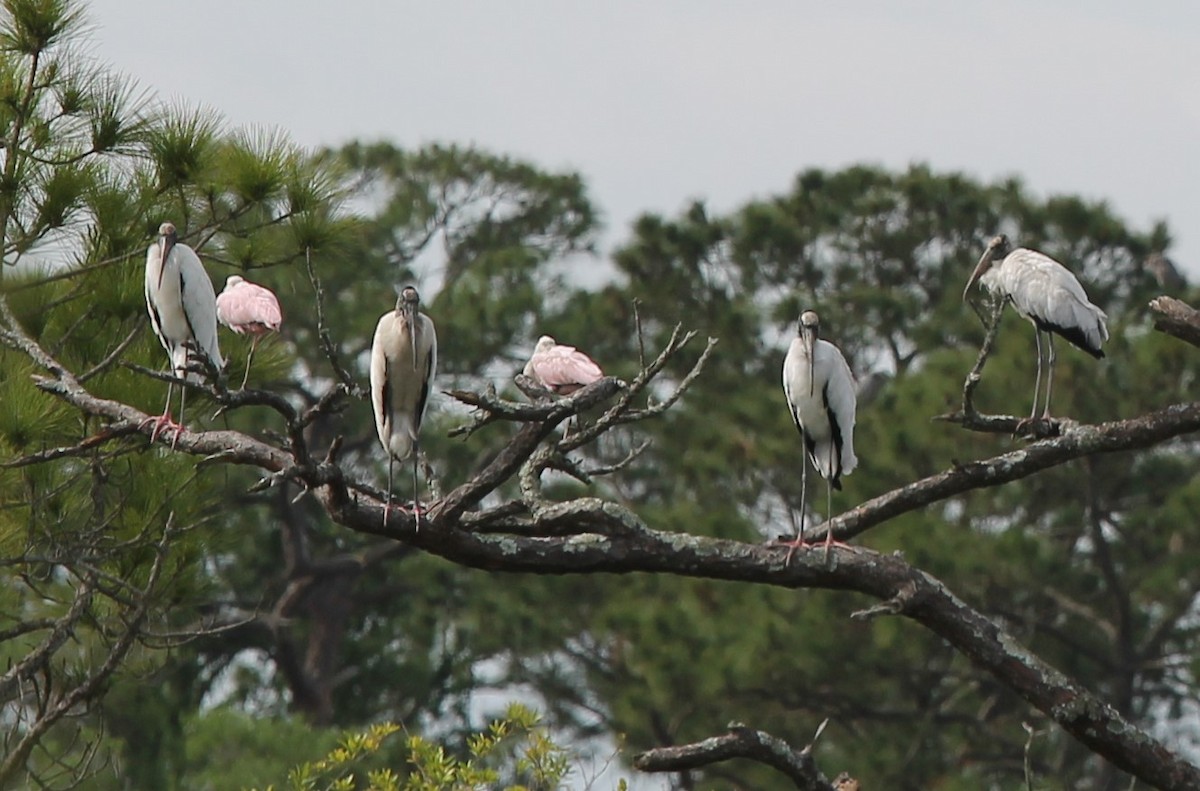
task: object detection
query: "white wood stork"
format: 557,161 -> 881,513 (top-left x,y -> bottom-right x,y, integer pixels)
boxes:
144,222 -> 222,445
963,234 -> 1108,420
370,286 -> 437,526
781,310 -> 858,557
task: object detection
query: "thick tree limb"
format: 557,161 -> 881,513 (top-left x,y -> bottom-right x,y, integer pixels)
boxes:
633,722 -> 837,790
1150,296 -> 1200,349
823,401 -> 1200,544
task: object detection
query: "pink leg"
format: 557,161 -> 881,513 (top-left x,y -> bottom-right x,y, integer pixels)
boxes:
141,411 -> 182,444
141,384 -> 184,444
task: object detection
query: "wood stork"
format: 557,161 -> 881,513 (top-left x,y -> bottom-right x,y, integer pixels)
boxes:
781,310 -> 857,557
963,234 -> 1108,420
216,275 -> 283,389
523,335 -> 603,394
144,222 -> 222,445
370,286 -> 437,526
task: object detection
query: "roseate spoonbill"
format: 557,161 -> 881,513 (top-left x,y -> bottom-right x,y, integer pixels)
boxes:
216,275 -> 282,388
523,335 -> 603,394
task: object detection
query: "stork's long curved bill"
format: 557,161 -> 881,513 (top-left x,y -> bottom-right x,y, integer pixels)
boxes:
963,248 -> 996,301
157,236 -> 174,289
402,302 -> 418,371
802,326 -> 816,398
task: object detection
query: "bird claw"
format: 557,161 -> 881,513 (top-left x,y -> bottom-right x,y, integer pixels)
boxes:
410,499 -> 426,532
1014,416 -> 1059,439
776,533 -> 851,567
141,412 -> 182,445
382,499 -> 415,528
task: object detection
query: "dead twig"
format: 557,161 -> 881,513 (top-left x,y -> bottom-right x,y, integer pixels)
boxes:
304,247 -> 366,398
633,719 -> 840,791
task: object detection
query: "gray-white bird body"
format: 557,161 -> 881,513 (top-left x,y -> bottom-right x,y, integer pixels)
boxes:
964,235 -> 1108,419
781,310 -> 857,556
966,240 -> 1108,358
370,287 -> 436,521
782,314 -> 858,487
145,222 -> 222,380
142,222 -> 221,444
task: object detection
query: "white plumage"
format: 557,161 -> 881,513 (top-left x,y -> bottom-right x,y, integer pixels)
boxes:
781,310 -> 857,552
369,286 -> 437,524
143,222 -> 222,443
964,234 -> 1108,419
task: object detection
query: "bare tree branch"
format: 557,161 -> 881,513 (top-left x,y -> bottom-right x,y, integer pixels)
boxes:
633,721 -> 839,790
304,247 -> 367,399
1150,296 -> 1200,349
824,401 -> 1200,545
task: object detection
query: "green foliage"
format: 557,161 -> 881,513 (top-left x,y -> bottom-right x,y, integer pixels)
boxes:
249,704 -> 579,791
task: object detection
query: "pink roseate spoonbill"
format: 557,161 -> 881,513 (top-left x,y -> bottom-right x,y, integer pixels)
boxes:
523,335 -> 603,394
963,234 -> 1108,420
370,286 -> 437,527
216,275 -> 283,388
144,222 -> 223,446
781,310 -> 857,561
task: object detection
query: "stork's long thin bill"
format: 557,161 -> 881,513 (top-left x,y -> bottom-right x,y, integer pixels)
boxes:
963,253 -> 992,301
803,324 -> 816,398
404,304 -> 418,372
158,235 -> 174,289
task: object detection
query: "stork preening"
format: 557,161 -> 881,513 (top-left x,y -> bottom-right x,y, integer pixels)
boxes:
216,275 -> 283,389
370,286 -> 437,526
144,222 -> 223,445
781,310 -> 858,559
963,234 -> 1108,421
523,335 -> 603,394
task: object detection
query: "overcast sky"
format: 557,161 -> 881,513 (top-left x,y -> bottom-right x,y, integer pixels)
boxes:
84,1 -> 1200,278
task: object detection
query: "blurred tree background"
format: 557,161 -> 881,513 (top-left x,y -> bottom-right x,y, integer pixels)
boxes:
0,1 -> 1197,790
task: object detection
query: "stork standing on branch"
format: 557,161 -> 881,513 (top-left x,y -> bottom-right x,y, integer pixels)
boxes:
216,275 -> 283,389
370,286 -> 437,525
781,310 -> 857,558
143,222 -> 222,445
963,234 -> 1108,421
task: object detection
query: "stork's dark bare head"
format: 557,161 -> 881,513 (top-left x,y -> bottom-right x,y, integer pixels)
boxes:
964,234 -> 1011,300
799,310 -> 820,335
158,221 -> 177,240
987,234 -> 1011,257
397,286 -> 420,312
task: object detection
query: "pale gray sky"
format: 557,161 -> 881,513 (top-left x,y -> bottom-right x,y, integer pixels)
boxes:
85,1 -> 1200,275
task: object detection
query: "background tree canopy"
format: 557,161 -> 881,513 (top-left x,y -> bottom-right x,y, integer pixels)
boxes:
0,3 -> 1197,790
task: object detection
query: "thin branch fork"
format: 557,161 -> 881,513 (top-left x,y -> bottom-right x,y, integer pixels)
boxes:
633,721 -> 838,791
